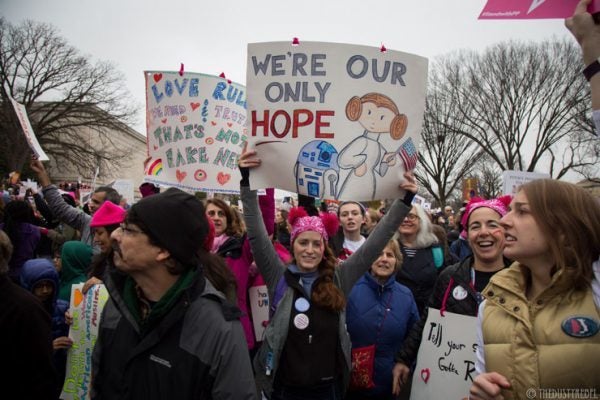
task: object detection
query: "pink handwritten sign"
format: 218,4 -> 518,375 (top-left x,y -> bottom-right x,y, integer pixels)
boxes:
479,0 -> 600,19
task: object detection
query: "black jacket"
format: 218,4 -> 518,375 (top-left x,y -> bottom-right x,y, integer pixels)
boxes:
0,275 -> 58,399
395,257 -> 478,366
91,267 -> 257,400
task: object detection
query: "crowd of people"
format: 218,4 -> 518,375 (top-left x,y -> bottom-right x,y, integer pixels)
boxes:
1,2 -> 600,399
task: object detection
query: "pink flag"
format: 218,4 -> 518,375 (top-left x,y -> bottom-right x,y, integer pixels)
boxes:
479,0 -> 600,19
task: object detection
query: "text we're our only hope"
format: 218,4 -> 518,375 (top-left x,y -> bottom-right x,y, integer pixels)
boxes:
249,49 -> 408,140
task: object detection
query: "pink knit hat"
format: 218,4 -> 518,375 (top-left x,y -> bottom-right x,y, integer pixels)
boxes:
90,201 -> 126,228
288,207 -> 339,244
460,195 -> 512,235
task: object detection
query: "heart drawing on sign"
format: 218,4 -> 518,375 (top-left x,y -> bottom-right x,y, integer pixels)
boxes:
211,121 -> 217,126
217,172 -> 230,185
73,289 -> 84,307
420,368 -> 430,384
227,122 -> 233,127
161,118 -> 167,124
153,73 -> 163,83
176,169 -> 187,183
190,102 -> 200,111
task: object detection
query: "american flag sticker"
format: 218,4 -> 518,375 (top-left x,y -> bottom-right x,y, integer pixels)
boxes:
397,138 -> 419,171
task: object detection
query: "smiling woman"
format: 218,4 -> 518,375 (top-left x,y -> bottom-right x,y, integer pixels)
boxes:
346,239 -> 419,399
392,195 -> 512,398
239,144 -> 417,400
395,203 -> 445,316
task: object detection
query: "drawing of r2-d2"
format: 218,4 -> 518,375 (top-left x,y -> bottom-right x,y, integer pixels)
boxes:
294,140 -> 340,199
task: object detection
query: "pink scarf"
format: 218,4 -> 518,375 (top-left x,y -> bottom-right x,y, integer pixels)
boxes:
210,234 -> 230,254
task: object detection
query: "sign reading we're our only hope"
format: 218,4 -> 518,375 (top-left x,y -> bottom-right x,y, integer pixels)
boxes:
246,42 -> 428,202
144,71 -> 247,194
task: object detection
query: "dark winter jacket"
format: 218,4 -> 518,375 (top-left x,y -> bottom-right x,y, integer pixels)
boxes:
20,258 -> 70,338
395,244 -> 441,316
91,266 -> 256,400
0,222 -> 40,281
0,274 -> 58,400
20,258 -> 70,396
347,272 -> 419,397
450,237 -> 472,262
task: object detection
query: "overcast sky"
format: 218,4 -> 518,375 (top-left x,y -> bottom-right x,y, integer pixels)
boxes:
3,0 -> 572,135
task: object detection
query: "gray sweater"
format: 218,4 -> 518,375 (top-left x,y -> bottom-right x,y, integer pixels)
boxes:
241,186 -> 411,396
41,184 -> 93,246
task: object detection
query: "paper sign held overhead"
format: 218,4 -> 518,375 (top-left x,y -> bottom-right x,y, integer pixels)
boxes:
8,95 -> 50,161
144,71 -> 246,194
246,42 -> 428,202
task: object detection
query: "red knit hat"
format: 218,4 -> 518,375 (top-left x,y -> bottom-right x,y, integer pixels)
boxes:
90,201 -> 126,228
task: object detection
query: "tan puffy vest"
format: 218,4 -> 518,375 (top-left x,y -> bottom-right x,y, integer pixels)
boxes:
482,263 -> 600,399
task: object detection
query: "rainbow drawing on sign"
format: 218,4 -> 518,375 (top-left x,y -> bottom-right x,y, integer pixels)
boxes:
148,159 -> 163,176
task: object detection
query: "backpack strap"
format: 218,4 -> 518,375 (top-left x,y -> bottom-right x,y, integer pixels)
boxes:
432,245 -> 444,269
269,276 -> 289,319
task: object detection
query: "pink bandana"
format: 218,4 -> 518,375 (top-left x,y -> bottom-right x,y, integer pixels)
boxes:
461,195 -> 512,234
290,216 -> 329,244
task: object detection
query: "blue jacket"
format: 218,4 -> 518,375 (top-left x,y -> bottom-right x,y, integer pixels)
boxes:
21,258 -> 70,396
347,272 -> 419,397
20,258 -> 70,339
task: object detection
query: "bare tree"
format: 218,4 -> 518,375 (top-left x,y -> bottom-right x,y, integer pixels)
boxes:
0,18 -> 139,175
473,155 -> 503,199
434,38 -> 599,180
416,67 -> 485,206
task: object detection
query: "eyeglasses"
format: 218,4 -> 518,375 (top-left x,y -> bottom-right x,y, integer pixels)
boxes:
120,223 -> 144,236
404,213 -> 419,222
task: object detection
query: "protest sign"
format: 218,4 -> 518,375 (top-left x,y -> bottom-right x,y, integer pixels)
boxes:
61,284 -> 109,400
248,284 -> 269,341
8,94 -> 49,161
410,308 -> 478,400
109,179 -> 135,204
479,0 -> 600,19
502,170 -> 550,195
247,42 -> 428,201
144,71 -> 246,194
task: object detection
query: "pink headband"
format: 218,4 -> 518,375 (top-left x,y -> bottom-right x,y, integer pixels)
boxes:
288,207 -> 339,244
461,195 -> 512,235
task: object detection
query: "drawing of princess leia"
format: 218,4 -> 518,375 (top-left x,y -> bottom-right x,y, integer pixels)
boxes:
337,93 -> 408,200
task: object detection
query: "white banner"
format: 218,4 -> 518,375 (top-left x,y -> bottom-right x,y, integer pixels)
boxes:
144,71 -> 246,194
61,284 -> 109,400
410,308 -> 478,400
8,94 -> 50,161
502,170 -> 550,195
247,42 -> 428,201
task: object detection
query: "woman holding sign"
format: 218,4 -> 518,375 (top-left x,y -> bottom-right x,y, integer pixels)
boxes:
470,179 -> 600,399
392,195 -> 511,398
238,145 -> 416,400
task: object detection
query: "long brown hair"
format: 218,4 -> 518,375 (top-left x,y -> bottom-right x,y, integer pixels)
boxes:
296,245 -> 345,312
520,179 -> 600,290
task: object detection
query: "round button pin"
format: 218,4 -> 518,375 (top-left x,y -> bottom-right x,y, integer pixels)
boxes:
453,286 -> 468,301
294,313 -> 310,330
295,297 -> 310,312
